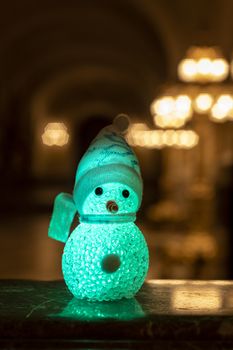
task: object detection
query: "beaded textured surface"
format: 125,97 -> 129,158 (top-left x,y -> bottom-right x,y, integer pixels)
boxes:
62,222 -> 149,301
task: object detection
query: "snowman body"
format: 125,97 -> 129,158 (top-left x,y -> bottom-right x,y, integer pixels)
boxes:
62,222 -> 149,301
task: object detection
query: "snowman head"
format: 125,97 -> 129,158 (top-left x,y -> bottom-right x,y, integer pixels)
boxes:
73,163 -> 142,221
73,119 -> 143,221
74,181 -> 140,218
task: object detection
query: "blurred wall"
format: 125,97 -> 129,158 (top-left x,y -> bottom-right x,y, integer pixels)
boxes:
0,0 -> 233,280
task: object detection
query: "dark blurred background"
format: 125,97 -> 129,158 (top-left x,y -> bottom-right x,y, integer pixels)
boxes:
0,0 -> 233,281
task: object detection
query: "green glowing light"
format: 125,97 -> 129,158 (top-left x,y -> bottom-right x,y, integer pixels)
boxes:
49,120 -> 149,301
62,222 -> 149,301
56,297 -> 145,321
74,182 -> 139,217
73,128 -> 143,217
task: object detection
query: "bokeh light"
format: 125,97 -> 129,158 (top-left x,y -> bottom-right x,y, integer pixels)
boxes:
178,46 -> 229,83
42,123 -> 69,147
151,95 -> 192,128
127,126 -> 199,149
194,93 -> 213,113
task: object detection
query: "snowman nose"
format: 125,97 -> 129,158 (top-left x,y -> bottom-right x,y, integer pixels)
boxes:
106,200 -> 118,213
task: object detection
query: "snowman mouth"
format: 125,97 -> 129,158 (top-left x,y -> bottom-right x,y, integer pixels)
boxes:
106,200 -> 118,213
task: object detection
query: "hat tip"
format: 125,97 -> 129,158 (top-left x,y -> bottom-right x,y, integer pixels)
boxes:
113,114 -> 131,134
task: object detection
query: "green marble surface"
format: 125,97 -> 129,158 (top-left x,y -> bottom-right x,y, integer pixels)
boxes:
1,280 -> 233,349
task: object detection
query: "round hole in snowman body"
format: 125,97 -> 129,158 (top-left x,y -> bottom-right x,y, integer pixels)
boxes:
79,182 -> 140,217
101,254 -> 121,273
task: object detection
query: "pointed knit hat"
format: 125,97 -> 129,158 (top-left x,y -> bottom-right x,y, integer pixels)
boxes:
73,115 -> 143,216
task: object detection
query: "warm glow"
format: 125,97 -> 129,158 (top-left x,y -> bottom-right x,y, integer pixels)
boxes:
172,287 -> 222,313
197,58 -> 211,75
230,58 -> 233,80
128,123 -> 149,131
174,95 -> 192,117
151,94 -> 192,128
194,93 -> 213,113
210,104 -> 228,121
151,96 -> 175,115
42,122 -> 69,146
127,126 -> 199,149
154,114 -> 186,128
178,46 -> 229,82
211,59 -> 229,80
162,129 -> 176,146
210,94 -> 233,122
179,130 -> 191,146
126,123 -> 150,146
178,59 -> 197,82
228,109 -> 233,120
216,94 -> 233,112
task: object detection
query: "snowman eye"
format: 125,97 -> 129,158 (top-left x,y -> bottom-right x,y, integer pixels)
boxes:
122,189 -> 130,198
95,187 -> 103,196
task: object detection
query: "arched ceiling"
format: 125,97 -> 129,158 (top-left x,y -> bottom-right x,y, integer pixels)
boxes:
0,0 -> 167,125
0,0 -> 232,125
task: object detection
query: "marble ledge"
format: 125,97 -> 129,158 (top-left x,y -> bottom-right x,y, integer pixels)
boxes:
0,279 -> 233,348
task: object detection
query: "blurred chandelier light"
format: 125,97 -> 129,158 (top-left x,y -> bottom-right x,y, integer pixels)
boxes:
210,94 -> 233,122
151,94 -> 192,128
42,122 -> 69,146
140,46 -> 232,153
178,46 -> 229,83
230,56 -> 233,79
126,124 -> 199,149
194,93 -> 214,113
193,91 -> 233,121
150,46 -> 233,126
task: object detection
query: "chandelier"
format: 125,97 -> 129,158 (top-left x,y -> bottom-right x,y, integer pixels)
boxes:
127,46 -> 232,149
126,123 -> 199,149
178,46 -> 229,83
151,46 -> 233,126
150,94 -> 192,128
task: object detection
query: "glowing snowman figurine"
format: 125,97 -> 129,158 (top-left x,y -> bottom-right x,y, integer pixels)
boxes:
49,115 -> 149,301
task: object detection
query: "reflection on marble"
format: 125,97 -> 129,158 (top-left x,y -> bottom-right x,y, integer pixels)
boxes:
225,290 -> 233,308
52,297 -> 145,321
0,279 -> 233,349
172,287 -> 222,313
